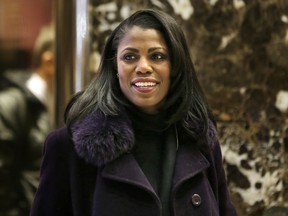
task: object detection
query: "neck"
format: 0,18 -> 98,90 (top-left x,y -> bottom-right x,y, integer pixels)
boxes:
127,106 -> 169,132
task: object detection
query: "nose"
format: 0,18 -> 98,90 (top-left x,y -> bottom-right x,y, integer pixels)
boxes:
136,57 -> 152,74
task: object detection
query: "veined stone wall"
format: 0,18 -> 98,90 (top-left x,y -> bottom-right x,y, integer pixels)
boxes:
87,1 -> 288,215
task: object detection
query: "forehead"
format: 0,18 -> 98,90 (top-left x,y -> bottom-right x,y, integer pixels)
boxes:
118,26 -> 167,49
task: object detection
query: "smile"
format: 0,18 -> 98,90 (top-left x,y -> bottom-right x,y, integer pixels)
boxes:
133,82 -> 158,87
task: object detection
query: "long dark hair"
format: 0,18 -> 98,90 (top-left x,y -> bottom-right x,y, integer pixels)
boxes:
65,9 -> 214,149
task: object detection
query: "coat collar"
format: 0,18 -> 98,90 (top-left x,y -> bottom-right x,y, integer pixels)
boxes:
71,110 -> 135,166
71,110 -> 214,170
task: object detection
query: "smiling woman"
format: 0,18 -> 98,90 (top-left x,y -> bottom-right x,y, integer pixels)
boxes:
30,9 -> 238,216
117,26 -> 171,114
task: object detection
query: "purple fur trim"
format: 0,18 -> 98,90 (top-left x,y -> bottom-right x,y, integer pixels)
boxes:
71,111 -> 134,166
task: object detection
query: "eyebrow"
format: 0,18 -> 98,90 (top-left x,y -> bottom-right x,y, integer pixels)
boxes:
120,47 -> 167,53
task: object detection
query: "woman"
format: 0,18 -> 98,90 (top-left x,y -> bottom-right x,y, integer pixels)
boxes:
30,9 -> 237,216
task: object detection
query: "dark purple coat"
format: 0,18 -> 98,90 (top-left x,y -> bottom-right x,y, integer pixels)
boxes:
30,111 -> 237,216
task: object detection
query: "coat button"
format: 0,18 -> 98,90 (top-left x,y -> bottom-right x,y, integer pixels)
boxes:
191,194 -> 201,206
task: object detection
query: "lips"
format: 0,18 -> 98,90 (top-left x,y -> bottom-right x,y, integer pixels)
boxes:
134,82 -> 157,87
131,78 -> 159,93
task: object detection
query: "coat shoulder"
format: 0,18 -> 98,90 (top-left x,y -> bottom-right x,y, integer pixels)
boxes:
46,127 -> 71,142
43,127 -> 74,155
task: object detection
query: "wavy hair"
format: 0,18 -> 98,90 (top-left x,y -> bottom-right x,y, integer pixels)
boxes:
65,9 -> 214,149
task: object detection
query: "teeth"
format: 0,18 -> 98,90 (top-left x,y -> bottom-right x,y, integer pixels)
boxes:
134,82 -> 157,87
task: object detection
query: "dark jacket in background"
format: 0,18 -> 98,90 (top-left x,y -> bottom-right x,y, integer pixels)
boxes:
0,72 -> 51,216
30,110 -> 237,216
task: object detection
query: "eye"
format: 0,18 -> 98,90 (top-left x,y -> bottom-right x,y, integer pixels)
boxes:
123,54 -> 137,61
151,53 -> 167,61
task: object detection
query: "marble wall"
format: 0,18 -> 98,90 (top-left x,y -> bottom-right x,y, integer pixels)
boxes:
88,0 -> 288,215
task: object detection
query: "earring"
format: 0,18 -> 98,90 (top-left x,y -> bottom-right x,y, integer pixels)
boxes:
116,73 -> 119,78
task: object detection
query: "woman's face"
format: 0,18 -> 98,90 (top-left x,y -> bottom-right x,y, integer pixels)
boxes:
116,26 -> 171,114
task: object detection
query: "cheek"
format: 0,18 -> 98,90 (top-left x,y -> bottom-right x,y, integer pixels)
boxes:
117,60 -> 128,75
117,62 -> 134,83
118,76 -> 126,89
117,70 -> 130,93
117,67 -> 126,83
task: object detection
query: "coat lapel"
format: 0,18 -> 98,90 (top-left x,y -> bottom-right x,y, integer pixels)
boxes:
101,153 -> 156,196
172,144 -> 210,191
101,145 -> 210,196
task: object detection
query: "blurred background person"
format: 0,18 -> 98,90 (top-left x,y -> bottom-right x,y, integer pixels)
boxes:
0,24 -> 55,216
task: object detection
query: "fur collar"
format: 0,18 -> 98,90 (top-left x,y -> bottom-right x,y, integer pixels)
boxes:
71,110 -> 218,167
71,110 -> 135,166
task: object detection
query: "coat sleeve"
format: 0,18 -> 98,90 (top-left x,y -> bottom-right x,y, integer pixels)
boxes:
30,128 -> 73,216
205,122 -> 238,216
212,139 -> 238,216
207,122 -> 237,216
